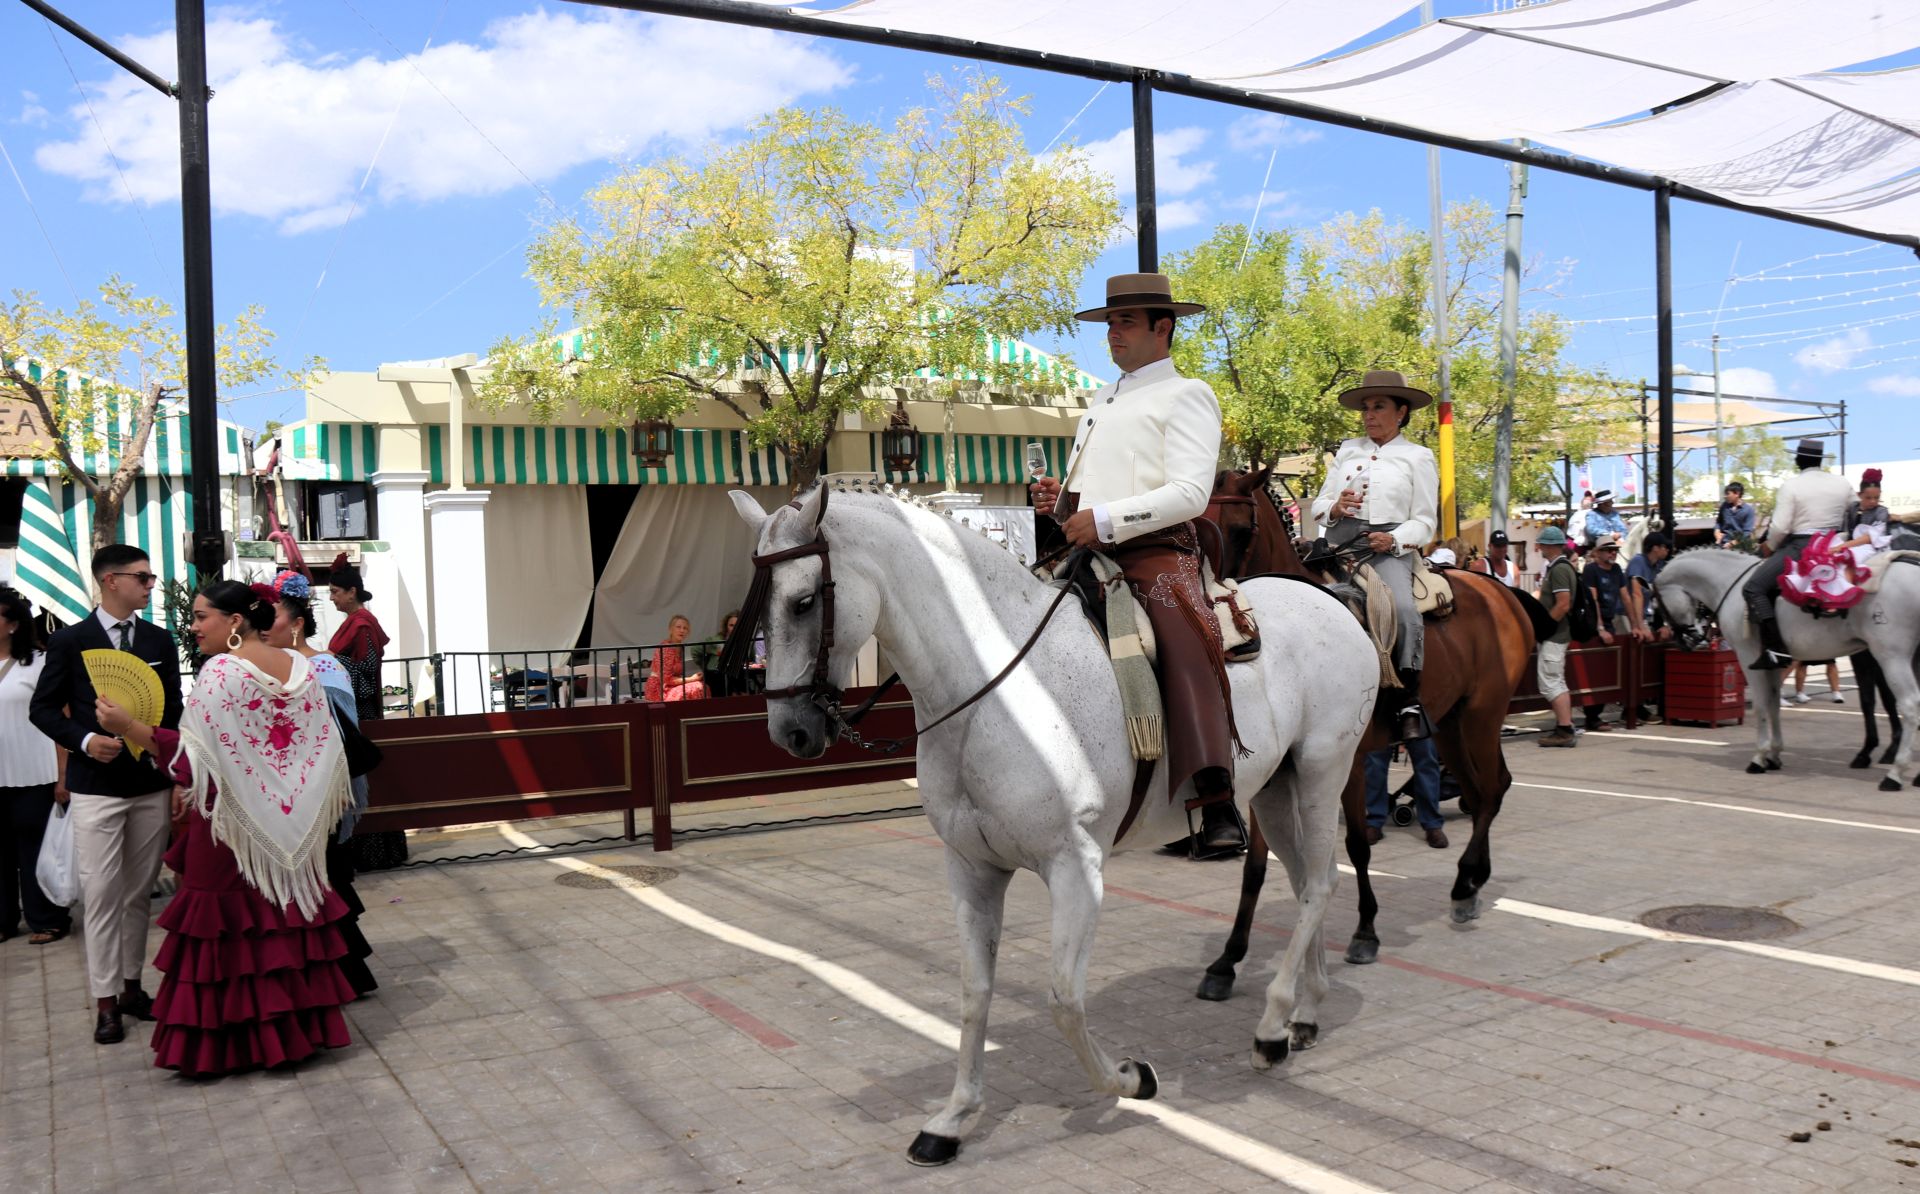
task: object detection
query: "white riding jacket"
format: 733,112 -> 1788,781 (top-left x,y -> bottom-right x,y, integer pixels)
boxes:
1766,467 -> 1854,548
1310,432 -> 1439,555
1061,356 -> 1222,544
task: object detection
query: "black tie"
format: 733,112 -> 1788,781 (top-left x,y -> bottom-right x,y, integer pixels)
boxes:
115,621 -> 132,652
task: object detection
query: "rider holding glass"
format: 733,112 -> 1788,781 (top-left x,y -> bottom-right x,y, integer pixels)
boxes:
1310,371 -> 1440,744
1029,273 -> 1246,858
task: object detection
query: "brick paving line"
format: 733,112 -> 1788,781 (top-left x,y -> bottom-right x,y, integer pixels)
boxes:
499,826 -> 1395,1193
595,983 -> 800,1049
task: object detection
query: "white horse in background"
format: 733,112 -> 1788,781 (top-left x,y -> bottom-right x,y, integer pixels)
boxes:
730,483 -> 1379,1166
1655,546 -> 1920,790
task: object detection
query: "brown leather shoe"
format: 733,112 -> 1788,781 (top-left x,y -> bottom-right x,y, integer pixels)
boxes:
118,988 -> 156,1022
94,1009 -> 125,1045
1364,824 -> 1384,846
1537,726 -> 1576,748
1425,826 -> 1449,849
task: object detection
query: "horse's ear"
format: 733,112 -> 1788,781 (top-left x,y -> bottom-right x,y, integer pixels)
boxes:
1249,464 -> 1273,490
728,489 -> 770,533
791,482 -> 827,533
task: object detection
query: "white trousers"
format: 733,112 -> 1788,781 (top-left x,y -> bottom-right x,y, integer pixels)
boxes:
68,789 -> 169,999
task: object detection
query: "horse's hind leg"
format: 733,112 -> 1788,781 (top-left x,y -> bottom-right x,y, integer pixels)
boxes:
1197,812 -> 1269,1002
911,851 -> 1014,1166
1041,849 -> 1155,1101
1875,644 -> 1920,792
1339,760 -> 1381,964
1853,652 -> 1881,769
1251,758 -> 1343,1070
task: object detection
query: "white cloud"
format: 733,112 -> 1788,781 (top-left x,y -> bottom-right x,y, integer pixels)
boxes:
16,90 -> 49,127
33,11 -> 850,234
1718,366 -> 1781,398
1226,188 -> 1308,224
1227,113 -> 1321,153
1078,125 -> 1215,197
1793,326 -> 1871,373
1867,373 -> 1920,397
1153,199 -> 1209,231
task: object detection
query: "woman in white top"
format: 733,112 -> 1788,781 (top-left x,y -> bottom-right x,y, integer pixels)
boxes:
0,586 -> 70,944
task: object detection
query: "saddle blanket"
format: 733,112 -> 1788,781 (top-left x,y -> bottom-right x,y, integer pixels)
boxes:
1862,549 -> 1920,595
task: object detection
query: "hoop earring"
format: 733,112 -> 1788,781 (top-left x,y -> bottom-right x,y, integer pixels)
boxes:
226,628 -> 244,651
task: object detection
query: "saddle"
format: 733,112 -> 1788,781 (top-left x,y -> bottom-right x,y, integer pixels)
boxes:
1861,549 -> 1920,595
1297,547 -> 1454,687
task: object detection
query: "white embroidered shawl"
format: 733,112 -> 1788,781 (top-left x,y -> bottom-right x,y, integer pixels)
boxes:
177,650 -> 352,919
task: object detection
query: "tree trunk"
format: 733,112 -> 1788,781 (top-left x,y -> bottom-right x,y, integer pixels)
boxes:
785,441 -> 826,494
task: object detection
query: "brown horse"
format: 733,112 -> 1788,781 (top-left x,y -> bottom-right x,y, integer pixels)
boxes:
1198,468 -> 1545,1011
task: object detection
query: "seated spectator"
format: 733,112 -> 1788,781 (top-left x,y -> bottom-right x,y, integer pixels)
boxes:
1474,530 -> 1522,586
1579,534 -> 1629,733
644,615 -> 705,702
1624,530 -> 1673,724
692,611 -> 737,697
1841,469 -> 1892,567
1427,546 -> 1457,568
1715,481 -> 1757,549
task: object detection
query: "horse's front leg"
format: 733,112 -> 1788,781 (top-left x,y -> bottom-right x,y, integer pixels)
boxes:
910,850 -> 1014,1166
1197,811 -> 1269,1002
1042,847 -> 1156,1102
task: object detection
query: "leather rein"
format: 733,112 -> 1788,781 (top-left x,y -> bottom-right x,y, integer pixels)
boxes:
732,506 -> 1082,755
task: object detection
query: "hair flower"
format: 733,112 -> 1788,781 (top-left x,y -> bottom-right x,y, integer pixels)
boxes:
272,570 -> 312,600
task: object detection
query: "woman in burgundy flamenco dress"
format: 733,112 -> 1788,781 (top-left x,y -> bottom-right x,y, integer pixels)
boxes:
98,580 -> 358,1077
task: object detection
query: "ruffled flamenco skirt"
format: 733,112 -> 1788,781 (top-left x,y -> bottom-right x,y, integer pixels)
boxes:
325,838 -> 378,998
150,814 -> 358,1077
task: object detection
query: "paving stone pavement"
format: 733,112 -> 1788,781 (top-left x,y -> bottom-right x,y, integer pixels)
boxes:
8,698 -> 1920,1192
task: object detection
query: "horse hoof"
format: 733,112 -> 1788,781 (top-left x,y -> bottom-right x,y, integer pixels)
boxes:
1765,758 -> 1782,771
907,1132 -> 961,1167
1451,896 -> 1481,924
1251,1036 -> 1290,1070
1881,777 -> 1904,792
1345,935 -> 1380,966
1290,1022 -> 1319,1051
1850,753 -> 1872,770
1122,1058 -> 1158,1101
1196,972 -> 1235,1002
1746,762 -> 1767,775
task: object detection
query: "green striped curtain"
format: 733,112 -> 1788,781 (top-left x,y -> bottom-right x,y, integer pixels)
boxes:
11,476 -> 193,627
459,426 -> 789,486
870,434 -> 1073,486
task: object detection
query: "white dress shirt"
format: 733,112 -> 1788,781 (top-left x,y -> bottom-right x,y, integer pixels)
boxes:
0,652 -> 58,786
1766,467 -> 1855,548
1061,356 -> 1222,545
1310,432 -> 1439,554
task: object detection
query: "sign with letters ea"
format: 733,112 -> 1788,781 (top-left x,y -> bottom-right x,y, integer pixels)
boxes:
0,398 -> 54,458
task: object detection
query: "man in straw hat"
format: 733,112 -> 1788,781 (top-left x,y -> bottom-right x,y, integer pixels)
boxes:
1030,273 -> 1246,858
1310,370 -> 1441,743
1741,437 -> 1854,669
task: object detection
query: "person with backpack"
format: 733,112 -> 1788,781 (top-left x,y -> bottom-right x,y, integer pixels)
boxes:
1535,526 -> 1581,748
1578,535 -> 1630,732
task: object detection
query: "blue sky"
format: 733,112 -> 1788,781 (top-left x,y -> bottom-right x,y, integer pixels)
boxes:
4,1 -> 1916,488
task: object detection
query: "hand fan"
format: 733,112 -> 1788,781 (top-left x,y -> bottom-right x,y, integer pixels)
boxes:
82,648 -> 165,761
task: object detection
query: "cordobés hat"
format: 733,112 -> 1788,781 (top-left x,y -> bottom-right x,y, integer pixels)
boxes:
1074,273 -> 1206,322
1592,488 -> 1615,504
1337,369 -> 1434,412
1537,525 -> 1569,546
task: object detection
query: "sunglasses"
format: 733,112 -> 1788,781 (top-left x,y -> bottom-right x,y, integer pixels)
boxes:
108,570 -> 160,585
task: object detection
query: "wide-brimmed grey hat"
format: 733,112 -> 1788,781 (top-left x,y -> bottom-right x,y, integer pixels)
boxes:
1074,273 -> 1206,322
1338,369 -> 1435,412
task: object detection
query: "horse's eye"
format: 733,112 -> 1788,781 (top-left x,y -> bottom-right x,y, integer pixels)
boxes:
793,593 -> 815,615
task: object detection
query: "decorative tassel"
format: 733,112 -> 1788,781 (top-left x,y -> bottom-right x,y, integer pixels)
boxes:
1128,716 -> 1164,762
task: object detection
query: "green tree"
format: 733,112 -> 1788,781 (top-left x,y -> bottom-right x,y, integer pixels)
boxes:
1167,203 -> 1636,513
480,74 -> 1120,488
0,278 -> 320,547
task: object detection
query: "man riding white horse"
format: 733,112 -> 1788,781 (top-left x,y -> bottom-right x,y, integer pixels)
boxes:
1742,437 -> 1853,670
1030,272 -> 1247,859
1310,370 -> 1441,743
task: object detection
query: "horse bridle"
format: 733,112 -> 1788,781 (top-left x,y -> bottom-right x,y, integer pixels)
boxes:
728,490 -> 1082,754
1652,555 -> 1766,651
1203,492 -> 1256,576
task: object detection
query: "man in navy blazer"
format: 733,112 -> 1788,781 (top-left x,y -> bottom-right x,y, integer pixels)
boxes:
30,544 -> 183,1044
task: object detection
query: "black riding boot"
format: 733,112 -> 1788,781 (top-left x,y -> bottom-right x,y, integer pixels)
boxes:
1751,618 -> 1792,671
1393,668 -> 1433,744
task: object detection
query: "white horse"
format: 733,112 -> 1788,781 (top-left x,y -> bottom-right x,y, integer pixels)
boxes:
730,483 -> 1379,1165
1655,546 -> 1920,790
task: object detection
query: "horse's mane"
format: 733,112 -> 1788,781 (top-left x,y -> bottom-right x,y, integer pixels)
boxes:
1669,543 -> 1751,562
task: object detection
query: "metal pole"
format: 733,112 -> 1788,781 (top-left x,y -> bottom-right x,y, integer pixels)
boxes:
1655,186 -> 1676,530
1839,399 -> 1847,471
1562,454 -> 1573,523
1422,1 -> 1454,540
1132,77 -> 1157,271
1639,382 -> 1650,521
1710,332 -> 1724,491
1492,155 -> 1526,537
176,0 -> 224,583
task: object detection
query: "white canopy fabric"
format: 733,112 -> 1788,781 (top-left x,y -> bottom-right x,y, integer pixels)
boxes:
785,0 -> 1920,241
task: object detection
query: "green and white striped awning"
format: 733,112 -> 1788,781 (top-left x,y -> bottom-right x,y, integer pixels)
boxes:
869,434 -> 1074,486
2,360 -> 247,477
284,422 -> 790,487
11,476 -> 192,628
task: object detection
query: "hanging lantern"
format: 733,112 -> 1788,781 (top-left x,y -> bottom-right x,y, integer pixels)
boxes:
881,399 -> 920,473
631,418 -> 674,468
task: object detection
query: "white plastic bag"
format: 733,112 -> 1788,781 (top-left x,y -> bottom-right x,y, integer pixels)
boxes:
35,803 -> 80,908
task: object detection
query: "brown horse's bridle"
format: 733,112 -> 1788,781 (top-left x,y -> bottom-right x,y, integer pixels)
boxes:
1203,492 -> 1257,577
